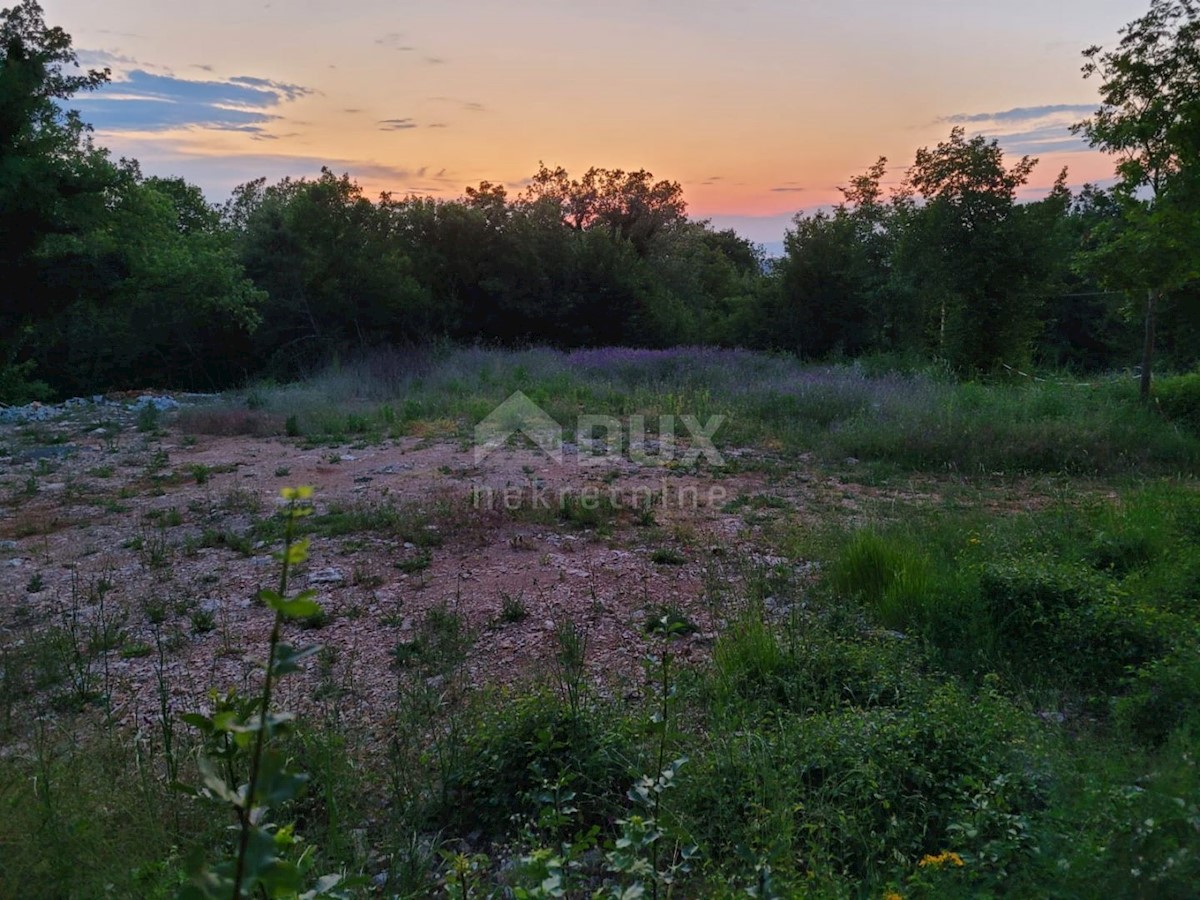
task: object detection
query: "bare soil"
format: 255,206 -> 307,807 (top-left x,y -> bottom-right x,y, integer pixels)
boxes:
0,408 -> 1027,740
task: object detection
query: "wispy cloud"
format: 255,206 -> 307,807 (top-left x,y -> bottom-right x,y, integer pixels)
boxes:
97,132 -> 461,199
379,117 -> 418,130
75,49 -> 142,70
941,104 -> 1097,125
375,32 -> 415,51
936,103 -> 1096,157
429,96 -> 488,113
74,66 -> 312,134
226,75 -> 309,102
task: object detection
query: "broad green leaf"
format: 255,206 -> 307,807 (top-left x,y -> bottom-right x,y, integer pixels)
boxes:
197,755 -> 239,804
264,588 -> 322,619
273,537 -> 311,565
180,712 -> 214,733
272,642 -> 321,676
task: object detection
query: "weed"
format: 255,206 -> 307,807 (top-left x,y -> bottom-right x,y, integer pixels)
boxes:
176,485 -> 353,896
552,619 -> 589,718
395,552 -> 432,573
351,566 -> 384,588
498,590 -> 528,623
120,642 -> 153,659
650,547 -> 686,566
222,486 -> 263,515
392,603 -> 470,676
142,596 -> 170,625
189,608 -> 216,634
198,527 -> 256,556
136,521 -> 172,570
135,403 -> 160,433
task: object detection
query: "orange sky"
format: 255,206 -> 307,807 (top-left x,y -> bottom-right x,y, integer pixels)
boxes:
47,0 -> 1147,242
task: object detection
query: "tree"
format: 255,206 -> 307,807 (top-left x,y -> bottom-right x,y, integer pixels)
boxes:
520,164 -> 688,255
31,163 -> 264,392
0,0 -> 114,392
775,210 -> 880,358
231,169 -> 433,373
1040,186 -> 1132,371
893,128 -> 1067,371
762,160 -> 893,358
1074,0 -> 1200,398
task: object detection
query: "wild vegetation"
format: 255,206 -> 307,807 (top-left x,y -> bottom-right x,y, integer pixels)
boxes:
2,0 -> 1200,897
1,348 -> 1199,898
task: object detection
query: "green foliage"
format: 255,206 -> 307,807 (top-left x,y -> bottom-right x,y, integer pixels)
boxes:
649,547 -> 686,566
1040,727 -> 1200,899
390,602 -> 470,675
895,129 -> 1070,372
1155,371 -> 1200,432
771,160 -> 893,358
1073,0 -> 1200,396
229,170 -> 434,375
177,486 -> 355,898
688,613 -> 1043,887
1115,646 -> 1200,745
0,0 -> 115,353
30,164 -> 265,394
438,691 -> 634,839
0,358 -> 53,404
498,590 -> 528,623
2,4 -> 1199,394
828,484 -> 1200,709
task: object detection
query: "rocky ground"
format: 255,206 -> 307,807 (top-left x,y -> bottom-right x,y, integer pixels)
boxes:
0,394 -> 966,746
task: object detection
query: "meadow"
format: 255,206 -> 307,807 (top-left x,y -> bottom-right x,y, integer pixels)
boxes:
1,346 -> 1199,898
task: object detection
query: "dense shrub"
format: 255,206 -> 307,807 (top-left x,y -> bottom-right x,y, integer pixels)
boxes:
683,680 -> 1042,883
1115,647 -> 1200,745
1155,371 -> 1200,434
437,692 -> 634,839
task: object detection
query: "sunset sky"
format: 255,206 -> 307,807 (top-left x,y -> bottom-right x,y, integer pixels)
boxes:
44,0 -> 1147,245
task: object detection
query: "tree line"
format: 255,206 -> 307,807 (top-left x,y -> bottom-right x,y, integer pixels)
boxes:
1,0 -> 1197,402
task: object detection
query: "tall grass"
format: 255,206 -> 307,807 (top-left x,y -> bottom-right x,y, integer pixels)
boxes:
225,346 -> 1200,474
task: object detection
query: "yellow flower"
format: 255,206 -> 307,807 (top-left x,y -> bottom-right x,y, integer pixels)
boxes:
280,485 -> 314,501
918,850 -> 965,869
883,892 -> 904,900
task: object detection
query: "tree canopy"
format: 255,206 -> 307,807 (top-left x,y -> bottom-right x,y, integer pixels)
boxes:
0,0 -> 1197,401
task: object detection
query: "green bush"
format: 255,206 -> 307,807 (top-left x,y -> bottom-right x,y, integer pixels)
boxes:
712,612 -> 920,715
1045,730 -> 1200,900
977,560 -> 1173,689
0,359 -> 53,405
437,692 -> 633,839
1155,372 -> 1200,434
683,681 -> 1042,883
1115,647 -> 1200,746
